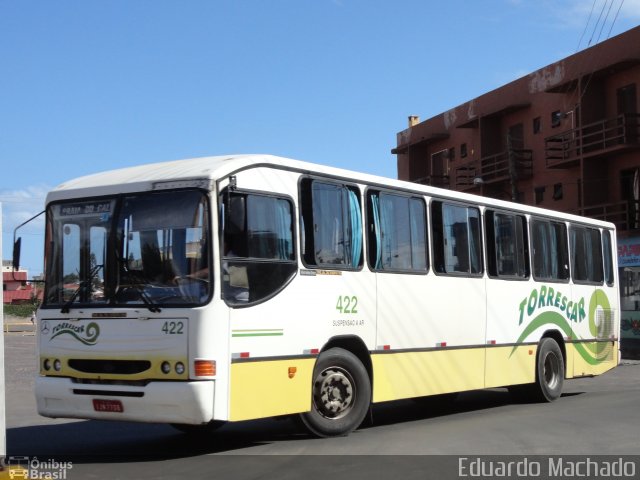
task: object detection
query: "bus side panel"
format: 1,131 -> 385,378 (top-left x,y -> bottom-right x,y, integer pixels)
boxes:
570,285 -> 618,377
373,274 -> 486,402
564,338 -> 576,379
484,279 -> 543,388
227,269 -> 376,420
371,348 -> 485,403
229,358 -> 315,421
484,345 -> 537,388
570,341 -> 618,377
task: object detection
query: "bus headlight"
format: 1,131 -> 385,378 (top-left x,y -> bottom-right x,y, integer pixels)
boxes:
175,362 -> 185,375
161,361 -> 172,374
53,359 -> 62,372
43,359 -> 51,371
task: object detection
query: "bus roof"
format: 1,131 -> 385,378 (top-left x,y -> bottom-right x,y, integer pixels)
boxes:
46,153 -> 615,229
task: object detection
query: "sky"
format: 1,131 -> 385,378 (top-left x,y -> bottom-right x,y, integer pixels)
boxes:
1,0 -> 640,276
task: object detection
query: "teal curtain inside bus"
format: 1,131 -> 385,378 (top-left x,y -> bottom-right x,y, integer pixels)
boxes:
369,192 -> 427,272
310,181 -> 362,268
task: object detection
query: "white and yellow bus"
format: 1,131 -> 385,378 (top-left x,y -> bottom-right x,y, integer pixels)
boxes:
20,154 -> 619,437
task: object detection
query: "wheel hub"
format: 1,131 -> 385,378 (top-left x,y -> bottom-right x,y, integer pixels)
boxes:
543,352 -> 560,389
315,368 -> 355,419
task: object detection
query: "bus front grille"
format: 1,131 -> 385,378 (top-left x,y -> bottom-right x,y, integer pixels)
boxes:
68,359 -> 151,375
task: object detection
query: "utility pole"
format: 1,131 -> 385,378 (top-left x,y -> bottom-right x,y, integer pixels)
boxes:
507,133 -> 518,202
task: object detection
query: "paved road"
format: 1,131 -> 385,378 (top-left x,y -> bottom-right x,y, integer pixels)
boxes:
3,333 -> 640,479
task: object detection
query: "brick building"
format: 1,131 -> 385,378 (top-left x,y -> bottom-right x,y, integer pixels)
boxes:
392,26 -> 640,354
2,263 -> 40,305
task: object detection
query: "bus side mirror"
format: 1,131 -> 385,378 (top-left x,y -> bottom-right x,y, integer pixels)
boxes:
11,209 -> 45,279
13,237 -> 22,271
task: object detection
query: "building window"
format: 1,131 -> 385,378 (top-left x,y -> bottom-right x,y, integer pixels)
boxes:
533,117 -> 541,134
448,147 -> 455,163
551,111 -> 563,128
553,183 -> 563,200
535,186 -> 545,205
460,143 -> 467,158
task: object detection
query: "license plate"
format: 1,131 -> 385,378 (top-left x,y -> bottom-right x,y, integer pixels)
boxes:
93,399 -> 124,413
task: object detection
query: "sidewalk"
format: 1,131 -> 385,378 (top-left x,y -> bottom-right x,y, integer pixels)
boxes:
1,314 -> 35,334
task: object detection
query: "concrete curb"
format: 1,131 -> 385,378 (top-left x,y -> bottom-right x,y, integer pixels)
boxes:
3,322 -> 35,333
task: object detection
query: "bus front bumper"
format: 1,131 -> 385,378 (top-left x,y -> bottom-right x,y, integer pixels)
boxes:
35,376 -> 216,425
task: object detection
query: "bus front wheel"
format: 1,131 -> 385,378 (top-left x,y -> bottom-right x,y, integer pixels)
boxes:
300,347 -> 371,437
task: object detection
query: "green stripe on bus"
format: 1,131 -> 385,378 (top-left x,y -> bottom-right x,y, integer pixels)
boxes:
232,329 -> 284,337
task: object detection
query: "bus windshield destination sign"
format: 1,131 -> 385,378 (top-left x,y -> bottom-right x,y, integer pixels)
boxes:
60,202 -> 112,217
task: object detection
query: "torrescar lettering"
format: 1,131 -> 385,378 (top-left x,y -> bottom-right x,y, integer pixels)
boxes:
50,322 -> 100,345
513,289 -> 613,365
518,285 -> 585,325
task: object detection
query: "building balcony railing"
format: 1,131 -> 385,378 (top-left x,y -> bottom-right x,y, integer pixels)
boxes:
545,113 -> 640,168
412,175 -> 451,189
577,200 -> 640,231
454,149 -> 533,190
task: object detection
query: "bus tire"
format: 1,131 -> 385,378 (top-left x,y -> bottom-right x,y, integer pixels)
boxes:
300,347 -> 371,437
533,337 -> 564,402
171,420 -> 225,435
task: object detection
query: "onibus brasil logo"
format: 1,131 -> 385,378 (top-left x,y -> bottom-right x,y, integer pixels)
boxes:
46,321 -> 101,346
511,287 -> 613,365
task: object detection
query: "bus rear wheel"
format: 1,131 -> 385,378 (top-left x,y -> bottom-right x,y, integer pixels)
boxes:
534,337 -> 564,402
509,337 -> 564,403
300,347 -> 371,437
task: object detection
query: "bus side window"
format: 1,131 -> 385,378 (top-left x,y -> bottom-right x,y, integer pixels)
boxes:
367,190 -> 428,272
485,210 -> 529,279
531,219 -> 569,281
431,201 -> 483,276
570,224 -> 604,284
603,230 -> 615,286
221,190 -> 296,306
300,178 -> 362,269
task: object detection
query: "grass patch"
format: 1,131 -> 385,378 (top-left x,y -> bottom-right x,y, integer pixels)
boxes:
4,304 -> 38,318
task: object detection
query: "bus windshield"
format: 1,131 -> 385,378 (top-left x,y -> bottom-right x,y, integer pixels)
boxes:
44,190 -> 211,309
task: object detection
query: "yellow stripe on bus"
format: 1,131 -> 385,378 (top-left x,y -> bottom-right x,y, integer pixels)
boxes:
485,345 -> 537,388
571,341 -> 618,377
228,341 -> 618,421
371,348 -> 486,403
229,358 -> 315,421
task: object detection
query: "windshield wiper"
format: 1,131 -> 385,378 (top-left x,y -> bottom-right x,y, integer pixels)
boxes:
60,264 -> 104,314
126,280 -> 162,313
118,261 -> 161,313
